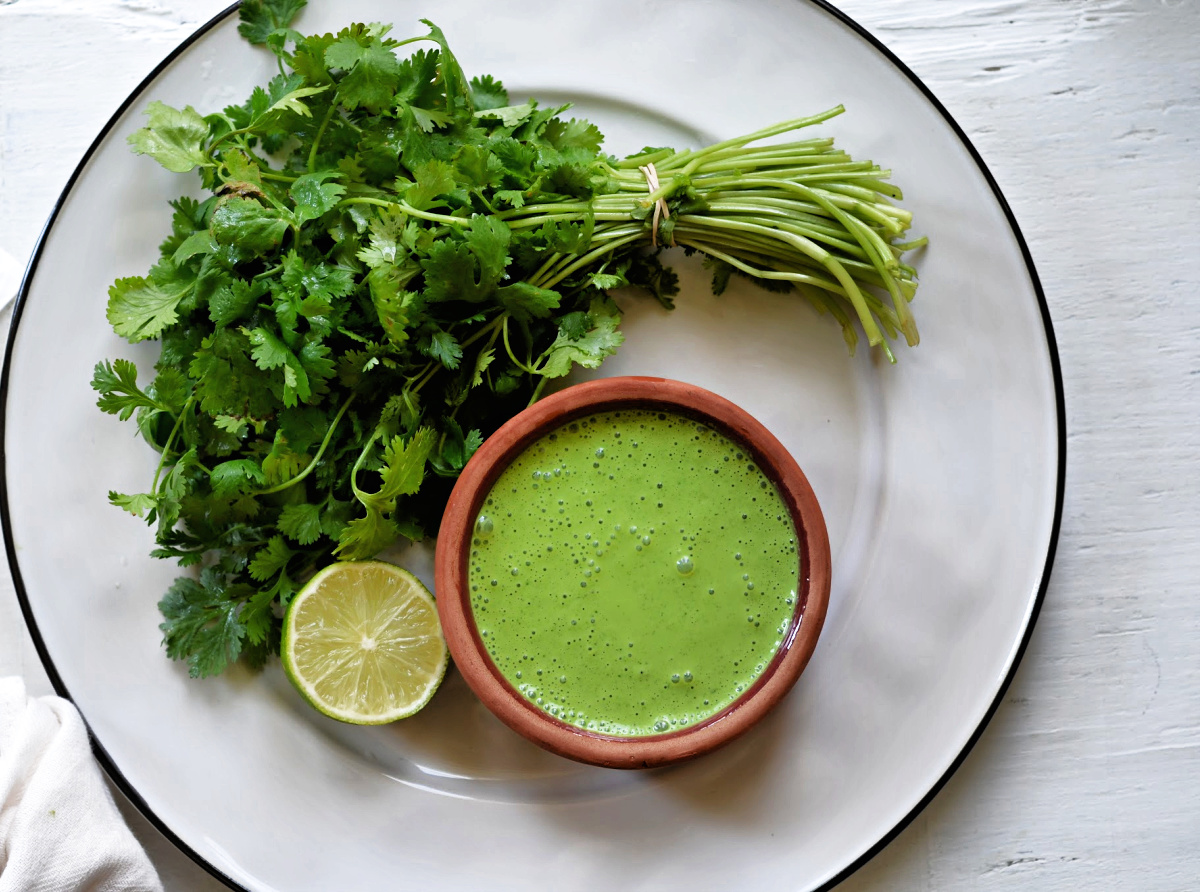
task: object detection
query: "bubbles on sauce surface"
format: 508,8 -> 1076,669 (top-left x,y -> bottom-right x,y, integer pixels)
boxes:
466,408 -> 800,737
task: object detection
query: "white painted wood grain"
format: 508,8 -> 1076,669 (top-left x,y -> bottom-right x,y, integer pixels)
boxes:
836,1 -> 1200,889
1,0 -> 1197,889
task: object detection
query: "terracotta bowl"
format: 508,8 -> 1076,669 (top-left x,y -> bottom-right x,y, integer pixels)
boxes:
434,377 -> 831,769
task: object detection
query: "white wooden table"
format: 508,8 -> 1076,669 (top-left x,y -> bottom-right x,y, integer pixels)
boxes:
1,1 -> 1196,888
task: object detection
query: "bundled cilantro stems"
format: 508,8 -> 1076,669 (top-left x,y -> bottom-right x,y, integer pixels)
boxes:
93,2 -> 925,678
509,112 -> 924,367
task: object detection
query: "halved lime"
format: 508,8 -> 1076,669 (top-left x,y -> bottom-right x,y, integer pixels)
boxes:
282,561 -> 448,724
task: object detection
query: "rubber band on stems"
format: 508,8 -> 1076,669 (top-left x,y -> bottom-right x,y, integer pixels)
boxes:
638,163 -> 674,248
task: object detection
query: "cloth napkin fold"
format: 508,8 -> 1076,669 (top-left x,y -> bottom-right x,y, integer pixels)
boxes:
0,677 -> 163,891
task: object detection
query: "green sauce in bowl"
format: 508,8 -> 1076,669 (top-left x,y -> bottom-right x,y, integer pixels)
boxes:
467,409 -> 800,738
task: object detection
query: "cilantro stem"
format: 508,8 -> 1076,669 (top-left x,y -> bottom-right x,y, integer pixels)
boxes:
307,99 -> 340,172
700,202 -> 866,256
257,169 -> 299,184
528,253 -> 561,288
348,432 -> 382,507
504,211 -> 631,229
527,224 -> 644,289
391,32 -> 442,49
673,234 -> 844,293
688,143 -> 843,169
339,197 -> 469,228
667,106 -> 847,175
680,213 -> 882,345
409,362 -> 440,395
256,393 -> 357,496
151,395 -> 196,492
538,232 -> 645,290
495,201 -> 591,219
612,148 -> 675,169
502,316 -> 537,374
208,127 -> 254,155
254,263 -> 283,280
528,375 -> 550,406
458,313 -> 507,351
891,236 -> 929,253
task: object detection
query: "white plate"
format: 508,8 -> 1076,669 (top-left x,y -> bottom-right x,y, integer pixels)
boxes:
1,1 -> 1063,889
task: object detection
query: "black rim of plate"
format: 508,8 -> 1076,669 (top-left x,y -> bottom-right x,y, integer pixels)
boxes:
0,2 -> 1066,890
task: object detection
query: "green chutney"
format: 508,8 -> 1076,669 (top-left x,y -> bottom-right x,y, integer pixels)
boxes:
468,409 -> 800,737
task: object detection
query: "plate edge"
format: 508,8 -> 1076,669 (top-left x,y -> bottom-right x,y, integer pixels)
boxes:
0,4 -> 249,890
804,1 -> 1067,889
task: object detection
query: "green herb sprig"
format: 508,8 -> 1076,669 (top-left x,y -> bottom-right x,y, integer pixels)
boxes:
93,0 -> 925,678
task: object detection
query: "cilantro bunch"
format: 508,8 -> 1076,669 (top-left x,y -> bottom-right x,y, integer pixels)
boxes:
93,0 -> 925,679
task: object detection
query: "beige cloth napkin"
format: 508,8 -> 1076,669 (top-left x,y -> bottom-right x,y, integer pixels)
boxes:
0,678 -> 163,891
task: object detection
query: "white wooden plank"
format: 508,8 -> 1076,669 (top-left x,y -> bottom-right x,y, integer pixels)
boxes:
1,0 -> 1197,888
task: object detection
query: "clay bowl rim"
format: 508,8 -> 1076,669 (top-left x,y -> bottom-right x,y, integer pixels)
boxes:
434,376 -> 831,769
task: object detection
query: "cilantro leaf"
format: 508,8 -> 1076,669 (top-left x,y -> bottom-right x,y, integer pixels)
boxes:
539,297 -> 625,378
474,103 -> 535,129
290,171 -> 346,225
494,189 -> 527,209
245,327 -> 312,406
328,38 -> 401,112
470,347 -> 495,387
149,367 -> 192,414
245,326 -> 292,370
430,418 -> 483,477
408,106 -> 453,133
371,427 -> 434,505
278,503 -> 322,545
334,507 -> 399,561
418,19 -> 472,113
262,431 -> 307,484
395,48 -> 444,108
627,252 -> 681,309
421,216 -> 511,303
405,159 -> 459,211
248,536 -> 294,581
589,271 -> 627,290
368,268 -> 417,347
556,311 -> 592,341
210,278 -> 267,328
469,74 -> 508,110
239,0 -> 308,46
127,101 -> 210,173
210,198 -> 289,256
107,276 -> 190,343
240,581 -> 284,648
278,406 -> 327,452
537,216 -> 594,254
497,282 -> 560,322
210,459 -> 267,496
189,329 -> 279,418
172,230 -> 217,265
110,491 -> 157,518
262,85 -> 328,120
158,570 -> 249,678
281,252 -> 356,303
92,359 -> 167,419
542,117 -> 604,155
424,330 -> 463,369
